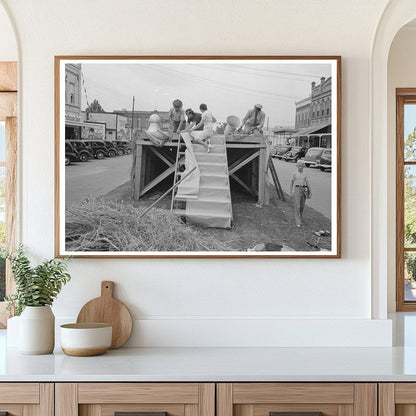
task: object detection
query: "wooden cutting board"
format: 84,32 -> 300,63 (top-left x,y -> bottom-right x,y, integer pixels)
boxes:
76,281 -> 133,349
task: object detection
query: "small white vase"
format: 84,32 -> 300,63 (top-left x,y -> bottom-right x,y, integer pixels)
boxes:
19,306 -> 55,354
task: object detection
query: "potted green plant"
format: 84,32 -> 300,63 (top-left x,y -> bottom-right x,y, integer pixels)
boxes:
4,246 -> 71,354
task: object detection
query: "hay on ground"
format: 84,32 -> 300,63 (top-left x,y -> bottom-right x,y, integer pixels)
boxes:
65,198 -> 233,252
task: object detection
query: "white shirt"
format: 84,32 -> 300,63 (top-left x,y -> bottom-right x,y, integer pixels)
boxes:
201,110 -> 214,129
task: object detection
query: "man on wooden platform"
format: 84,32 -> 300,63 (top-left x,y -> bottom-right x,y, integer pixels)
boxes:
238,103 -> 265,134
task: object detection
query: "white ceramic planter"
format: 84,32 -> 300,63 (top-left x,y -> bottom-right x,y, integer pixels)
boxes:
6,315 -> 20,347
19,306 -> 55,354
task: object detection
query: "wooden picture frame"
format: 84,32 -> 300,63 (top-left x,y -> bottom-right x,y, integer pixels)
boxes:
55,56 -> 341,258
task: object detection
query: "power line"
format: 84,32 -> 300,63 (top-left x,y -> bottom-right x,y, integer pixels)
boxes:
230,64 -> 327,79
192,64 -> 320,83
149,65 -> 302,101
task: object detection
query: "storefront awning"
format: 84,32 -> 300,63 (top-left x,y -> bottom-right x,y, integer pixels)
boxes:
65,120 -> 105,127
292,123 -> 331,137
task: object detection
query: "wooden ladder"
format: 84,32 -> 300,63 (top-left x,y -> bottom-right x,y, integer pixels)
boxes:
267,156 -> 285,201
170,134 -> 186,211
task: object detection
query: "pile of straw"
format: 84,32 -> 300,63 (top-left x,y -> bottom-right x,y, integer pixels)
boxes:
65,198 -> 232,252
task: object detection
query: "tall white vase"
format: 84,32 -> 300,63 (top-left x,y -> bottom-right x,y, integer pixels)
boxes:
19,306 -> 55,354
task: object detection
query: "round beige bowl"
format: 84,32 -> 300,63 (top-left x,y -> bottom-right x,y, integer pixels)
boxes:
60,323 -> 112,357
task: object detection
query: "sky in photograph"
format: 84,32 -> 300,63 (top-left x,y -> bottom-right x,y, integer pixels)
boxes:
78,60 -> 332,128
405,104 -> 416,138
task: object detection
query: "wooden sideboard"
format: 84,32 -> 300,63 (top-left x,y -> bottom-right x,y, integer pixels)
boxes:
0,383 -> 53,415
3,382 -> 416,416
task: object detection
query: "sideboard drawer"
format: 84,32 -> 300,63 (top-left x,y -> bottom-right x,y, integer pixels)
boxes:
0,383 -> 53,415
56,383 -> 215,416
217,383 -> 376,416
378,383 -> 416,415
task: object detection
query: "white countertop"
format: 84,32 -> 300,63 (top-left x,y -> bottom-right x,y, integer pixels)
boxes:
2,313 -> 416,382
2,346 -> 416,382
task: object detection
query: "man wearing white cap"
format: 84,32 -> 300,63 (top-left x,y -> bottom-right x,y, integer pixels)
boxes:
238,104 -> 266,134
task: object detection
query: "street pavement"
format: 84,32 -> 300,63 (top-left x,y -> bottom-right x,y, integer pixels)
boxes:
65,155 -> 131,206
65,153 -> 332,220
272,158 -> 332,219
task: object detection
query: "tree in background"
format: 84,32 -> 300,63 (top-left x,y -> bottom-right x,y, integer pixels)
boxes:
404,126 -> 416,281
85,99 -> 105,113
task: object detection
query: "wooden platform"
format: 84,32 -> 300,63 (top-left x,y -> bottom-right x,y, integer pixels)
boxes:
130,133 -> 268,205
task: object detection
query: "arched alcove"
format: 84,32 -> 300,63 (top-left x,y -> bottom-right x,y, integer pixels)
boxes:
0,1 -> 17,61
387,20 -> 416,314
371,1 -> 416,319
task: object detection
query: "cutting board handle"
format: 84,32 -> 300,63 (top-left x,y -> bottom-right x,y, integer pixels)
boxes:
101,281 -> 115,298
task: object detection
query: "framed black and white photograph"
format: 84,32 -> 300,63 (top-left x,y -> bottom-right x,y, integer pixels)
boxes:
55,56 -> 341,258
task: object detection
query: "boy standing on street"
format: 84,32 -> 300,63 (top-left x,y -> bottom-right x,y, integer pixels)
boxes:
290,160 -> 312,227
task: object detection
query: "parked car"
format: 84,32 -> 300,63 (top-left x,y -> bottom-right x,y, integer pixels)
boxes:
270,145 -> 280,158
65,141 -> 80,166
318,148 -> 332,171
66,140 -> 93,162
83,140 -> 108,159
304,147 -> 325,168
283,146 -> 306,162
103,141 -> 119,157
114,140 -> 132,155
274,145 -> 292,159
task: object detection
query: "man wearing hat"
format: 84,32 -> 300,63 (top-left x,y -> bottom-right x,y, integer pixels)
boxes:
237,104 -> 266,134
168,99 -> 186,138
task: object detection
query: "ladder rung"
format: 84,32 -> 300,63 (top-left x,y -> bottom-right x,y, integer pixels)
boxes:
172,209 -> 186,216
174,196 -> 198,202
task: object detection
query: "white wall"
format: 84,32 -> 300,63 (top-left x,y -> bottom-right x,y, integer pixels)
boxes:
387,26 -> 416,312
0,0 -> 394,347
0,3 -> 16,61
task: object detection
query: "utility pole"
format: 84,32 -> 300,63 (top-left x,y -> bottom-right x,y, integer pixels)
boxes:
131,96 -> 135,140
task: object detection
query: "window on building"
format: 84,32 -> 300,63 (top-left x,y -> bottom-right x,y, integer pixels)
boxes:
70,82 -> 75,104
0,62 -> 17,327
396,89 -> 416,311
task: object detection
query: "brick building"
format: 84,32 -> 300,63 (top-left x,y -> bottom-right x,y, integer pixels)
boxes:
295,76 -> 332,131
113,109 -> 170,134
65,64 -> 105,141
65,64 -> 82,122
82,111 -> 128,141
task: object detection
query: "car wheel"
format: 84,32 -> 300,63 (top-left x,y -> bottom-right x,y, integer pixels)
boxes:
117,149 -> 124,156
305,163 -> 310,168
96,151 -> 105,160
65,156 -> 70,166
79,153 -> 88,162
126,149 -> 131,154
108,150 -> 116,157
